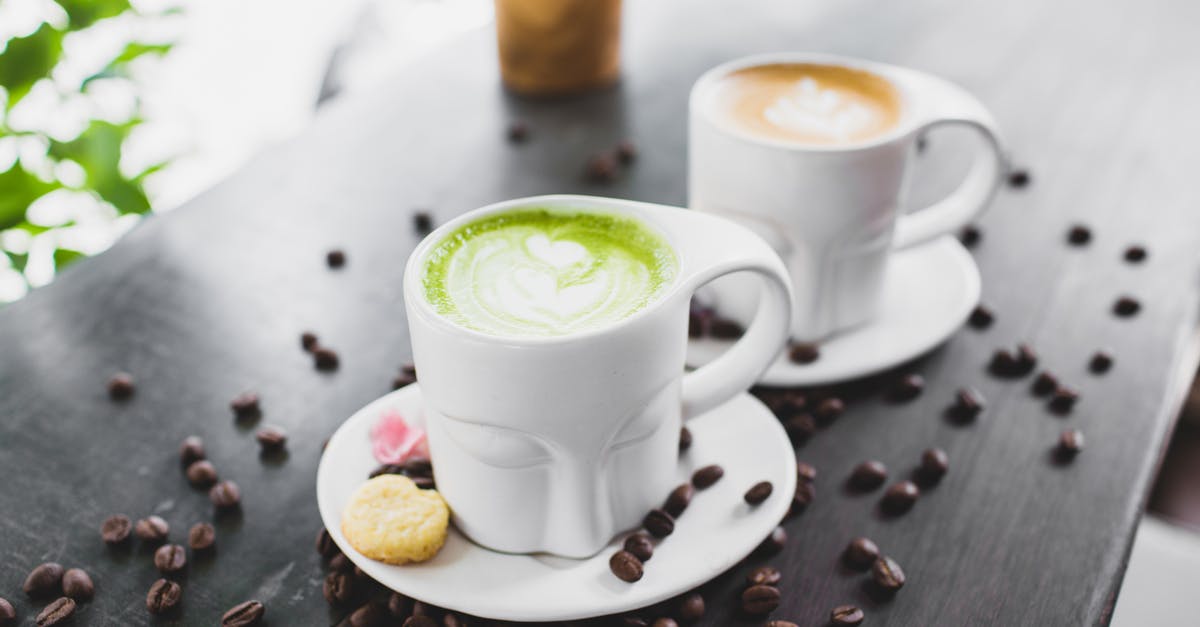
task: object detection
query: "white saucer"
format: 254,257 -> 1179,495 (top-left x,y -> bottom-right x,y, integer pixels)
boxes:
316,384 -> 796,622
688,236 -> 980,387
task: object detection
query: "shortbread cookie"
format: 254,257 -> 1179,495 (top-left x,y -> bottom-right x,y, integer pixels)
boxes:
341,475 -> 449,564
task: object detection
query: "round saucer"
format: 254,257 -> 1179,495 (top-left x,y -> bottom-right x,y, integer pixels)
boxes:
688,236 -> 980,387
316,384 -> 796,622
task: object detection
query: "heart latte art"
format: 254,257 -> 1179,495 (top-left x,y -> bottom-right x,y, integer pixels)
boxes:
422,208 -> 677,337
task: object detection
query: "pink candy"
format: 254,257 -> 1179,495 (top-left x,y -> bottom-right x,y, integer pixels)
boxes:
371,410 -> 429,464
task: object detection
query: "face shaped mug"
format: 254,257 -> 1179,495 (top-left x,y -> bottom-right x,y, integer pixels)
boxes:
403,195 -> 791,558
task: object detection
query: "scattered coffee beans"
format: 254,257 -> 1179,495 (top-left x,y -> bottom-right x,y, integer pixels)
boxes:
872,556 -> 906,591
146,579 -> 182,615
744,480 -> 773,505
691,465 -> 724,489
386,592 -> 412,618
843,537 -> 880,571
784,413 -> 817,442
968,305 -> 994,329
831,604 -> 865,626
890,373 -> 925,401
797,461 -> 818,483
314,347 -> 340,371
404,617 -> 438,627
746,566 -> 782,586
952,387 -> 986,421
677,592 -> 705,623
231,391 -> 260,418
323,571 -> 355,605
919,448 -> 950,483
135,516 -> 169,543
222,600 -> 265,626
620,617 -> 649,627
1016,344 -> 1038,373
1124,245 -> 1147,263
301,331 -> 318,352
316,528 -> 337,558
210,480 -> 242,509
326,249 -> 346,268
765,622 -> 798,627
255,426 -> 287,452
1058,428 -> 1085,458
609,550 -> 644,583
107,372 -> 135,400
100,514 -> 132,545
643,509 -> 675,538
741,584 -> 782,615
35,597 -> 74,626
616,140 -> 638,164
664,483 -> 694,517
1049,386 -> 1079,414
0,598 -> 13,626
1113,296 -> 1141,317
756,526 -> 787,556
328,553 -> 352,572
790,481 -> 815,517
959,224 -> 981,247
989,349 -> 1018,376
1090,351 -> 1114,374
413,211 -> 434,234
815,397 -> 845,423
61,568 -> 93,601
788,342 -> 820,364
881,480 -> 920,514
652,619 -> 678,627
586,153 -> 618,182
624,532 -> 654,562
348,603 -> 383,627
710,318 -> 744,339
679,427 -> 692,452
1032,371 -> 1058,396
848,461 -> 888,491
180,436 -> 206,465
1066,224 -> 1091,245
189,522 -> 216,552
186,460 -> 218,488
506,121 -> 529,142
154,543 -> 187,575
1007,168 -> 1031,188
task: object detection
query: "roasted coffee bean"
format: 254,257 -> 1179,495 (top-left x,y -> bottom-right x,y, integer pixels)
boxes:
831,604 -> 865,626
328,553 -> 352,572
651,618 -> 678,627
843,537 -> 880,570
1090,351 -> 1114,373
789,481 -> 815,517
348,603 -> 383,627
180,436 -> 206,465
624,532 -> 654,562
679,426 -> 692,452
186,460 -> 218,488
1066,224 -> 1091,245
788,343 -> 820,364
324,570 -> 355,605
1124,245 -> 1147,263
615,140 -> 638,164
1032,371 -> 1059,396
24,562 -> 64,597
0,597 -> 14,626
1007,168 -> 1031,188
100,514 -> 132,545
404,457 -> 433,477
301,331 -> 319,352
756,526 -> 787,556
1015,343 -> 1038,374
386,592 -> 412,618
848,461 -> 888,491
765,622 -> 798,627
1058,428 -> 1085,458
222,600 -> 265,626
968,304 -> 995,329
327,249 -> 346,268
369,464 -> 402,479
797,461 -> 817,483
663,483 -> 694,517
710,318 -> 744,339
620,617 -> 650,627
410,601 -> 435,618
919,448 -> 949,483
411,476 -> 436,490
959,224 -> 981,247
784,413 -> 817,442
815,397 -> 845,423
255,426 -> 287,452
609,550 -> 644,583
741,584 -> 781,615
746,566 -> 782,586
107,372 -> 135,400
314,347 -> 340,371
403,618 -> 438,627
586,153 -> 618,182
506,120 -> 529,142
35,597 -> 74,626
443,612 -> 468,627
677,592 -> 704,623
952,387 -> 986,421
189,522 -> 216,552
643,509 -> 675,538
890,373 -> 924,401
872,556 -> 906,591
881,480 -> 920,514
1113,296 -> 1141,317
989,349 -> 1020,376
744,481 -> 773,505
316,528 -> 338,558
1049,386 -> 1079,414
146,579 -> 182,615
392,372 -> 416,389
691,464 -> 724,489
61,568 -> 93,601
413,212 -> 434,234
210,480 -> 242,509
231,391 -> 260,417
154,543 -> 187,574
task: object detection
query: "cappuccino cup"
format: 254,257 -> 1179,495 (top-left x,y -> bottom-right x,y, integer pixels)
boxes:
403,195 -> 791,557
690,53 -> 1006,341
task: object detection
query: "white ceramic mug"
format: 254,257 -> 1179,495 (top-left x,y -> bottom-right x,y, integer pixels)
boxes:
403,194 -> 792,558
689,52 -> 1006,341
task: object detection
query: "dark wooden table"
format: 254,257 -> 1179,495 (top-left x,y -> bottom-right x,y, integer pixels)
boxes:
3,0 -> 1200,624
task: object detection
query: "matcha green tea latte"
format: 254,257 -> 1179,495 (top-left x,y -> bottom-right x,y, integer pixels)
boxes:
422,207 -> 678,338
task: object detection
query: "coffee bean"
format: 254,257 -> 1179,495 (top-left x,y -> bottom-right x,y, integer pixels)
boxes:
624,532 -> 654,562
413,212 -> 434,234
1067,224 -> 1091,245
210,480 -> 242,509
848,461 -> 888,491
180,436 -> 206,465
386,592 -> 412,618
1032,371 -> 1058,396
1015,343 -> 1038,374
316,528 -> 338,558
146,579 -> 182,615
919,448 -> 949,483
23,563 -> 64,597
756,526 -> 787,556
968,305 -> 994,329
411,476 -> 436,490
710,318 -> 744,339
324,571 -> 355,605
616,140 -> 638,164
586,153 -> 618,182
61,569 -> 93,601
609,550 -> 644,583
1090,351 -> 1114,374
989,349 -> 1020,376
959,224 -> 981,248
746,565 -> 782,586
410,601 -> 435,618
952,387 -> 985,421
404,618 -> 437,627
402,456 -> 433,477
691,464 -> 724,489
797,461 -> 817,483
35,597 -> 75,626
881,480 -> 920,514
744,481 -> 773,505
348,603 -> 383,627
186,460 -> 218,487
1058,428 -> 1085,458
506,121 -> 529,142
154,543 -> 187,574
678,592 -> 704,623
392,372 -> 416,389
872,556 -> 906,591
1049,386 -> 1079,414
815,397 -> 845,423
134,516 -> 170,543
643,508 -> 675,538
789,481 -> 815,517
329,553 -> 352,572
788,343 -> 820,364
187,522 -> 216,553
222,600 -> 265,626
231,391 -> 260,418
1007,168 -> 1031,188
1124,245 -> 1147,263
366,464 -> 400,479
255,426 -> 288,452
765,622 -> 798,627
831,604 -> 865,625
301,331 -> 319,352
784,413 -> 817,442
327,249 -> 346,268
843,537 -> 880,570
314,347 -> 340,370
679,426 -> 692,452
741,584 -> 782,615
890,373 -> 924,401
688,309 -> 709,338
1113,296 -> 1140,317
0,598 -> 13,626
620,617 -> 650,627
107,372 -> 135,400
652,620 -> 677,627
100,514 -> 132,545
663,483 -> 694,517
443,611 -> 469,627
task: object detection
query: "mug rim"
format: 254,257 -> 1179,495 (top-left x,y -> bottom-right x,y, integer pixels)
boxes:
403,194 -> 687,347
690,51 -> 920,153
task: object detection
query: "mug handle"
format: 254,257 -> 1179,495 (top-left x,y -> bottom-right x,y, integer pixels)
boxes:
651,207 -> 793,420
892,75 -> 1009,250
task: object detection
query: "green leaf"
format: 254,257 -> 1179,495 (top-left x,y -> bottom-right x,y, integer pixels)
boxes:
0,23 -> 64,110
52,247 -> 85,269
49,120 -> 151,215
54,0 -> 132,30
0,163 -> 59,230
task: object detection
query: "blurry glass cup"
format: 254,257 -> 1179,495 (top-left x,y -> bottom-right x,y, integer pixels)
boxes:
495,0 -> 622,96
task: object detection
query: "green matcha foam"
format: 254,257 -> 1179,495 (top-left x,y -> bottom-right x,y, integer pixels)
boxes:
422,207 -> 678,338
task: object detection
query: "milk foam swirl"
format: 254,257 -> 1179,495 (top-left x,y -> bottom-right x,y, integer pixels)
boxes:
763,77 -> 880,142
422,208 -> 677,338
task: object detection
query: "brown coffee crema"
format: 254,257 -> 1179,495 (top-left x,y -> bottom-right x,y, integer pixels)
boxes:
709,63 -> 903,146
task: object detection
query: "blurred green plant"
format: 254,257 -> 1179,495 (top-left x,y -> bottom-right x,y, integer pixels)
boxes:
0,0 -> 176,295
